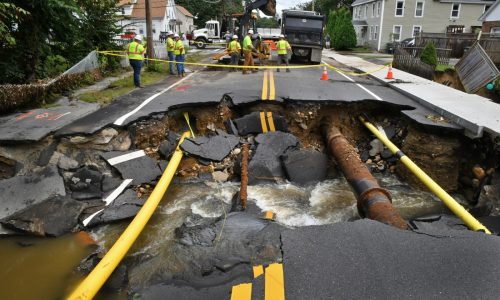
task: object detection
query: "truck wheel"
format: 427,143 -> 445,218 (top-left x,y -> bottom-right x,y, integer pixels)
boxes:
195,38 -> 207,49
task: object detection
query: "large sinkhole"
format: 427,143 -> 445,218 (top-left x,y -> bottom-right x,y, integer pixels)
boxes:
0,101 -> 499,299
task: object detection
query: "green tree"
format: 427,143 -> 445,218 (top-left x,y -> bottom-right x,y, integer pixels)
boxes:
256,17 -> 279,28
330,7 -> 356,50
420,42 -> 438,67
296,0 -> 353,18
176,0 -> 243,28
0,2 -> 29,47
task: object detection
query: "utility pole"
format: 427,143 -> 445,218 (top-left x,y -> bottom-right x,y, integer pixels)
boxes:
145,0 -> 154,61
312,0 -> 315,11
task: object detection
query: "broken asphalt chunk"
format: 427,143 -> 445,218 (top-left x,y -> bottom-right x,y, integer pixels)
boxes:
0,166 -> 65,220
248,132 -> 299,184
180,130 -> 239,162
101,150 -> 162,185
69,166 -> 103,200
85,190 -> 145,227
281,150 -> 328,185
159,131 -> 180,159
231,111 -> 287,136
1,195 -> 86,236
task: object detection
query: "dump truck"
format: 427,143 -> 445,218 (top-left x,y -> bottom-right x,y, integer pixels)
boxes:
281,10 -> 325,63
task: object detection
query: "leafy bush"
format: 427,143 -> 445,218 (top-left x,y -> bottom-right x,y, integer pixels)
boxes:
420,42 -> 438,67
329,7 -> 357,51
38,55 -> 69,78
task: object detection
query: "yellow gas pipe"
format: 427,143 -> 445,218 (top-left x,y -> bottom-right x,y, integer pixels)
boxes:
359,116 -> 491,234
67,131 -> 191,300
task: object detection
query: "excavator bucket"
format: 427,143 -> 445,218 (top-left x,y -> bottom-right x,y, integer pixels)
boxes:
259,0 -> 276,16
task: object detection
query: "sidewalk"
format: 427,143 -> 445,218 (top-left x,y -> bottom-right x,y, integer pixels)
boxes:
325,49 -> 500,138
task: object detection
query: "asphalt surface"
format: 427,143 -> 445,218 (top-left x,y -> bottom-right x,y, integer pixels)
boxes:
282,219 -> 500,299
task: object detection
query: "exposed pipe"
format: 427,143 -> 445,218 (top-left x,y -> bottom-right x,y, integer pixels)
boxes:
67,132 -> 191,300
240,143 -> 249,209
322,120 -> 408,230
359,116 -> 491,234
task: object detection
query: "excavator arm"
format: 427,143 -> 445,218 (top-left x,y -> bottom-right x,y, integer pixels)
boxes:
239,0 -> 276,38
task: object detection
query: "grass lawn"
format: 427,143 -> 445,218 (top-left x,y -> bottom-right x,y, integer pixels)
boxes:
435,64 -> 455,72
79,52 -> 210,106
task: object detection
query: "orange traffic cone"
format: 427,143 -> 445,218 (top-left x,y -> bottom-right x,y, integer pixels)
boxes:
321,66 -> 329,81
386,64 -> 394,79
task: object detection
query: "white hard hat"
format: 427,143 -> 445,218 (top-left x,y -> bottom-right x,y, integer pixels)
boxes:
232,35 -> 238,39
167,31 -> 173,35
134,34 -> 143,41
280,34 -> 285,38
174,33 -> 179,38
248,29 -> 254,34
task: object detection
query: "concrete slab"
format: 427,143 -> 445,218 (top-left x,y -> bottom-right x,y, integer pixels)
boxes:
282,219 -> 500,299
0,99 -> 98,143
327,50 -> 500,137
101,150 -> 162,185
0,166 -> 66,220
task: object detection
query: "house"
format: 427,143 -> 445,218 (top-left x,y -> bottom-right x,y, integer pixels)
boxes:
479,0 -> 500,34
175,5 -> 195,34
352,0 -> 495,51
117,0 -> 177,40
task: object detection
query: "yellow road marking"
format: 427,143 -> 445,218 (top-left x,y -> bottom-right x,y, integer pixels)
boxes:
269,70 -> 275,100
266,112 -> 276,132
253,265 -> 264,278
260,112 -> 268,133
231,283 -> 252,300
265,263 -> 285,300
261,70 -> 269,100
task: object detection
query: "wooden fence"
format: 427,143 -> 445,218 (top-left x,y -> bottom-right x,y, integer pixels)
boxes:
455,43 -> 500,93
417,33 -> 500,64
393,47 -> 435,80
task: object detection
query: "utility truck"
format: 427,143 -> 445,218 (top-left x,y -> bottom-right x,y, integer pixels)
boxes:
281,10 -> 325,63
192,0 -> 276,49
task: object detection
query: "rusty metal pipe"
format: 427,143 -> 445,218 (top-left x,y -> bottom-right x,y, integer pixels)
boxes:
322,122 -> 408,230
240,144 -> 249,209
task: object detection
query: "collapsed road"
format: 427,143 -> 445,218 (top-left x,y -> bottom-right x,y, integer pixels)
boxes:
1,54 -> 500,300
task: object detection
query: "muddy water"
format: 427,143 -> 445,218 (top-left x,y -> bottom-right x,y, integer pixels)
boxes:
0,175 -> 446,298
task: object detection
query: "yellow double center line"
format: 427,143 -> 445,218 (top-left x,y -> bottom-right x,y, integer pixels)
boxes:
261,69 -> 275,101
259,70 -> 277,134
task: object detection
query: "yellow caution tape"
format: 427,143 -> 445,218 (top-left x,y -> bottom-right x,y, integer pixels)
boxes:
97,50 -> 392,74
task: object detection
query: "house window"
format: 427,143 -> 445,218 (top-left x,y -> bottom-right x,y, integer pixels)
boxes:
395,0 -> 404,17
415,1 -> 424,17
392,25 -> 402,41
484,5 -> 491,13
374,25 -> 378,40
372,3 -> 376,17
490,27 -> 500,36
139,28 -> 144,34
451,3 -> 460,18
412,25 -> 422,37
365,5 -> 368,17
377,1 -> 381,17
369,26 -> 372,40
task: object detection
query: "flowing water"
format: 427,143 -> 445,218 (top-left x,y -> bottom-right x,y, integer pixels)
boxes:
0,175 -> 447,298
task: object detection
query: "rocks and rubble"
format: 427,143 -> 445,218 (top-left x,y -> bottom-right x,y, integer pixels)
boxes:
159,131 -> 180,159
230,112 -> 288,135
85,190 -> 145,227
248,132 -> 299,184
180,130 -> 239,162
101,151 -> 162,185
69,166 -> 103,200
281,149 -> 328,185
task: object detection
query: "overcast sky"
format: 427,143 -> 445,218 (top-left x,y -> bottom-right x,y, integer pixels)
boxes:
275,0 -> 308,15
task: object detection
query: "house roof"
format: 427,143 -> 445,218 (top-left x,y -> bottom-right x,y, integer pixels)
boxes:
176,5 -> 194,18
439,0 -> 494,3
131,0 -> 169,19
479,0 -> 500,21
352,0 -> 377,6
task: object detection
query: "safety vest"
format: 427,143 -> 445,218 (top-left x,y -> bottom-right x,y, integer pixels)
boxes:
166,37 -> 175,52
276,40 -> 290,55
174,40 -> 185,55
228,40 -> 241,53
127,41 -> 145,60
243,35 -> 253,52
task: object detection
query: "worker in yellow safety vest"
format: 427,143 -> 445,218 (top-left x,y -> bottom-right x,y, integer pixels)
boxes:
126,35 -> 146,87
166,31 -> 176,75
242,29 -> 257,74
226,35 -> 241,72
174,34 -> 186,78
275,34 -> 292,72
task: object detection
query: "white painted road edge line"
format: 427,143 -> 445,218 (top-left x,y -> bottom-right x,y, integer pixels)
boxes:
82,178 -> 133,226
103,179 -> 133,205
114,72 -> 195,126
107,150 -> 145,166
356,83 -> 383,101
323,60 -> 383,101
